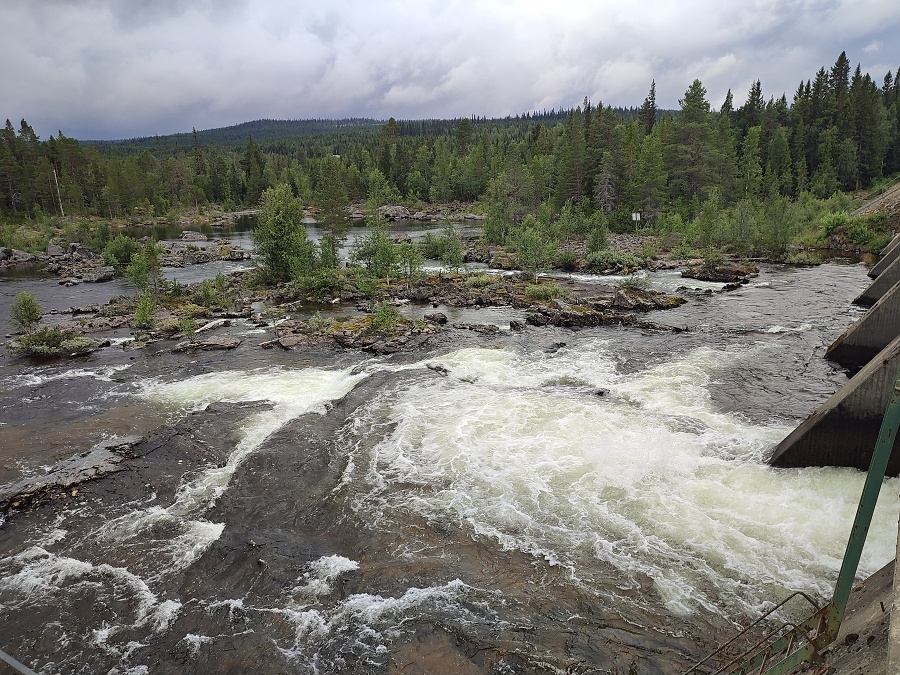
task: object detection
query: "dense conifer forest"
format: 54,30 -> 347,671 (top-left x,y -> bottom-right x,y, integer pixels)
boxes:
2,52 -> 899,262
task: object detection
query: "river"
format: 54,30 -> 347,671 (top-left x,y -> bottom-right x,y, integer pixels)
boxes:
0,258 -> 897,674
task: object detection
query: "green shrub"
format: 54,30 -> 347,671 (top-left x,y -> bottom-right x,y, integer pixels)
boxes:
102,234 -> 140,269
352,225 -> 399,280
556,250 -> 578,271
308,311 -> 330,333
868,232 -> 894,253
371,301 -> 400,334
792,230 -> 825,249
125,251 -> 151,290
9,291 -> 42,332
638,241 -> 659,260
133,291 -> 157,329
420,232 -> 445,259
7,325 -> 98,357
297,268 -> 344,300
165,278 -> 186,299
672,239 -> 699,259
584,250 -> 644,273
524,281 -> 566,300
156,317 -> 181,334
702,247 -> 726,267
846,221 -> 875,246
196,279 -> 217,307
175,303 -> 209,319
178,317 -> 197,339
585,224 -> 609,254
420,226 -> 465,269
439,224 -> 465,271
214,271 -> 228,294
818,212 -> 848,237
616,276 -> 650,291
785,250 -> 824,266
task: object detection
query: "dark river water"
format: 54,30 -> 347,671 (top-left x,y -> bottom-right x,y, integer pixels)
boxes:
0,258 -> 897,674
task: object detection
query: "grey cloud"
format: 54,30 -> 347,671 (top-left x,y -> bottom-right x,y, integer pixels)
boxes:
1,0 -> 898,140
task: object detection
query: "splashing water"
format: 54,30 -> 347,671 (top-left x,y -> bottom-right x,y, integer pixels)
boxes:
337,343 -> 900,618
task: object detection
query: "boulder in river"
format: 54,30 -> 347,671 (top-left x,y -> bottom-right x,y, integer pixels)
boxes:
81,266 -> 115,283
172,336 -> 241,353
682,262 -> 758,284
181,230 -> 208,241
377,205 -> 410,221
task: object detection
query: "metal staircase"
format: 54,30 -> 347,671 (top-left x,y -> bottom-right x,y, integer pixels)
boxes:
685,366 -> 900,675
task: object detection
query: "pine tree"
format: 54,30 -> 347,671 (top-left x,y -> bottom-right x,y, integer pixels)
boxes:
253,183 -> 314,281
635,126 -> 667,221
720,89 -> 734,118
667,80 -> 716,211
554,107 -> 587,208
593,152 -> 617,214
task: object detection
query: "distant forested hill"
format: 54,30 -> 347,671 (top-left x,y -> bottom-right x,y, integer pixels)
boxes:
87,118 -> 385,155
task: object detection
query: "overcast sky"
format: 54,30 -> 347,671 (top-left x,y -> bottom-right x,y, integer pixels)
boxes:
2,0 -> 898,141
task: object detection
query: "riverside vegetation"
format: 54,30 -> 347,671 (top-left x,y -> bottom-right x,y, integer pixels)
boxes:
3,51 -> 900,354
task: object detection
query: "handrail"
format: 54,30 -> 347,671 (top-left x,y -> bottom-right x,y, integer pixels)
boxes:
683,592 -> 821,675
0,649 -> 38,675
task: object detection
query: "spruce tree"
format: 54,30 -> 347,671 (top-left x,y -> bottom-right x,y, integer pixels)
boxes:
638,80 -> 658,135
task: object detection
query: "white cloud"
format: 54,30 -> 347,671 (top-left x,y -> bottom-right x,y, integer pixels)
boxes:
863,40 -> 882,54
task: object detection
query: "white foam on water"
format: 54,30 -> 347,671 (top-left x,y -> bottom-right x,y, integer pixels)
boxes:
96,506 -> 226,577
137,367 -> 367,515
292,555 -> 360,599
340,343 -> 900,619
763,323 -> 813,334
179,633 -> 215,657
0,363 -> 132,390
0,546 -> 181,649
275,578 -> 503,667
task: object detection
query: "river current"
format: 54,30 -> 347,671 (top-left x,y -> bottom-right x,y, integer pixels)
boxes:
0,260 -> 897,673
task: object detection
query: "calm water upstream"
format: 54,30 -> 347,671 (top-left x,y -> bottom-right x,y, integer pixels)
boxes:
0,261 -> 896,673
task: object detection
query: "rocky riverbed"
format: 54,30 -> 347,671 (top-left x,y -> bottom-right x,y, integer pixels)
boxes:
4,255 -> 899,674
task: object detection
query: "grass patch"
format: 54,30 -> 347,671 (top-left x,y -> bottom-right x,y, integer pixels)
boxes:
465,273 -> 498,288
524,281 -> 566,300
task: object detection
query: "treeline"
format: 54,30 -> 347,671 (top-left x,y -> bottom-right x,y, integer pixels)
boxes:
1,52 -> 898,248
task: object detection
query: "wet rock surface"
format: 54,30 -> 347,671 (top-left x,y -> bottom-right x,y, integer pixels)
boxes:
0,402 -> 267,514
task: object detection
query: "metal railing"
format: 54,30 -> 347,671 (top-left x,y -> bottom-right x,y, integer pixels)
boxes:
0,649 -> 38,675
